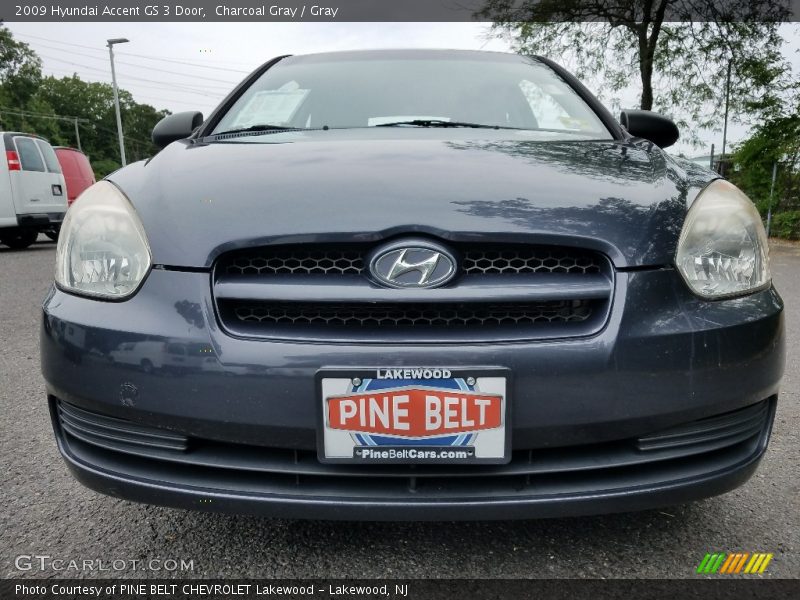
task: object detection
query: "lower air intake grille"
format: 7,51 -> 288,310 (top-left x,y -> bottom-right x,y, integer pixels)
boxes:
54,398 -> 773,505
57,401 -> 189,452
635,400 -> 769,451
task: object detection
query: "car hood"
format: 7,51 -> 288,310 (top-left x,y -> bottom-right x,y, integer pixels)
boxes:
109,131 -> 717,268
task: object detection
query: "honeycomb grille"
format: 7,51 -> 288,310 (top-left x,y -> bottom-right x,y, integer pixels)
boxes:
462,247 -> 601,275
225,248 -> 364,275
220,244 -> 602,276
228,300 -> 593,328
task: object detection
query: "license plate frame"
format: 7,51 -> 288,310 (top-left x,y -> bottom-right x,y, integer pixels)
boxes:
316,368 -> 511,465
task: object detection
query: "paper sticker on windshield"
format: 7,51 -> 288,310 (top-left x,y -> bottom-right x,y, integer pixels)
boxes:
232,89 -> 309,128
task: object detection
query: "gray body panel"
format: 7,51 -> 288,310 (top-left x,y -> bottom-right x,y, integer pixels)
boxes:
109,131 -> 716,269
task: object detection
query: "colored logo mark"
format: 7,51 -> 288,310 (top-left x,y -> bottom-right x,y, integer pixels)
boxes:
696,552 -> 773,574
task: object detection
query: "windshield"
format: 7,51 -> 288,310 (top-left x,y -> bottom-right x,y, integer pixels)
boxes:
212,52 -> 612,137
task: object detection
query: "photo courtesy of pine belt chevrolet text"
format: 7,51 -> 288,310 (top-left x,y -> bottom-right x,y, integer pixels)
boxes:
40,49 -> 785,520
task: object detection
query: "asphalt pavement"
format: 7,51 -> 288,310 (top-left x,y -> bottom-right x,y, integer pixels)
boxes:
1,236 -> 798,579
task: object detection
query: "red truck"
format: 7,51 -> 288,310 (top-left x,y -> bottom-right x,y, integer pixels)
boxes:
54,146 -> 95,205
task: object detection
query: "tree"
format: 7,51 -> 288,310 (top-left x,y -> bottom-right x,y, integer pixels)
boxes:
1,26 -> 169,177
32,75 -> 168,170
0,25 -> 46,131
729,100 -> 800,215
118,93 -> 170,163
479,0 -> 792,139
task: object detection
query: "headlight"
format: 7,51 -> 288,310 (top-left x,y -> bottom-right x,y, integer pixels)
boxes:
675,179 -> 770,299
55,181 -> 151,300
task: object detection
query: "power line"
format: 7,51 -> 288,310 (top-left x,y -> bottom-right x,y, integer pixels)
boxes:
118,50 -> 253,73
43,66 -> 227,100
31,42 -> 244,85
37,54 -> 234,98
76,119 -> 153,148
91,125 -> 153,149
13,32 -> 118,53
0,105 -> 155,147
43,67 -> 225,100
0,106 -> 90,123
0,107 -> 86,150
37,52 -> 239,86
14,31 -> 258,69
35,67 -> 221,113
127,92 -> 219,107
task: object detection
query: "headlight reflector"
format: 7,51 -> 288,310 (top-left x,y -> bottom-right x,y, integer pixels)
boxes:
675,180 -> 770,299
55,181 -> 151,299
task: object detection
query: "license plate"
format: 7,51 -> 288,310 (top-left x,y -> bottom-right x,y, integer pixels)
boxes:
318,368 -> 510,464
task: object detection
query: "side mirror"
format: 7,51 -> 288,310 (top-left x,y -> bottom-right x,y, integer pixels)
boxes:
619,109 -> 679,148
152,111 -> 204,149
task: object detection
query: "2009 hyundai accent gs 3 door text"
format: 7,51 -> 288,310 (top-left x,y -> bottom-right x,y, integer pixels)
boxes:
41,49 -> 785,520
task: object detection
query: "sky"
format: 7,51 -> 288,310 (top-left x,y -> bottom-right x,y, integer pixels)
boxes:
5,22 -> 799,157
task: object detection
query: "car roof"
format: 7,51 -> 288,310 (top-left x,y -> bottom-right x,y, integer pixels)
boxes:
54,146 -> 87,154
281,48 -> 533,65
2,132 -> 53,152
0,131 -> 49,141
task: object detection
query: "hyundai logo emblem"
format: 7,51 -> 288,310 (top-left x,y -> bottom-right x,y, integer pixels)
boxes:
369,240 -> 458,288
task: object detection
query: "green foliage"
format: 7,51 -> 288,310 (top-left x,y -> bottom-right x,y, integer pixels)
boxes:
0,25 -> 170,178
0,26 -> 43,110
32,75 -> 169,168
728,100 -> 800,219
769,211 -> 800,240
91,159 -> 123,179
480,0 -> 792,144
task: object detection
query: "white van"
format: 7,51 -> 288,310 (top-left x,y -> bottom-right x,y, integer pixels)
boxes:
0,132 -> 68,249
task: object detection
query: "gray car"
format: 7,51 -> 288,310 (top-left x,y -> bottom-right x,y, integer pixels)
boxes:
41,50 -> 784,520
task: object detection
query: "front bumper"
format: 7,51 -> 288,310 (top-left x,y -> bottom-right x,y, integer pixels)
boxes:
18,212 -> 64,230
41,267 -> 785,519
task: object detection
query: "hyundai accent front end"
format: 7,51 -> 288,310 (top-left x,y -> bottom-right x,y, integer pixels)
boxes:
41,50 -> 784,520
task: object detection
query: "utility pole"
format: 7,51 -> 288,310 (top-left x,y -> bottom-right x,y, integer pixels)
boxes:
766,162 -> 778,238
107,37 -> 129,166
720,60 -> 732,176
73,118 -> 82,152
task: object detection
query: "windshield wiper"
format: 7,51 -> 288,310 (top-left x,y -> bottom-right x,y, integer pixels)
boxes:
209,124 -> 301,138
375,119 -> 513,129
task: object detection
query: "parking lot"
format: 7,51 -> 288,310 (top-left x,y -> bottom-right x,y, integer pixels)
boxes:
1,237 -> 798,579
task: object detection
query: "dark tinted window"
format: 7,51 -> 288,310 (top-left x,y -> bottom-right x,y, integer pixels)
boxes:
36,140 -> 62,173
14,137 -> 45,172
